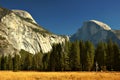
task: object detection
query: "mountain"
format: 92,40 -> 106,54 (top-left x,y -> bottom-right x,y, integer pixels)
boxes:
70,20 -> 120,45
0,7 -> 68,55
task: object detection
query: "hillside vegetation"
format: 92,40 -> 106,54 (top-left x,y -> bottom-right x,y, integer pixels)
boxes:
0,40 -> 120,71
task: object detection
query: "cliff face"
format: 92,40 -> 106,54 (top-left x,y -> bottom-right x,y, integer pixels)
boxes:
0,7 -> 68,55
70,20 -> 120,45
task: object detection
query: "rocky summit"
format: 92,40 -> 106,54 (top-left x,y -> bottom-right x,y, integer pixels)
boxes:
0,7 -> 68,55
70,20 -> 120,45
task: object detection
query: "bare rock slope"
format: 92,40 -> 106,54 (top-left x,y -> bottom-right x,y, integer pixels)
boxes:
0,7 -> 68,55
71,20 -> 120,45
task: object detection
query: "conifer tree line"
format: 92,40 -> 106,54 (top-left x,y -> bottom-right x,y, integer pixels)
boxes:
0,40 -> 120,71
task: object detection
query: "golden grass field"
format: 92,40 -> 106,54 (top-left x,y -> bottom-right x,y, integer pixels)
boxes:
0,71 -> 119,80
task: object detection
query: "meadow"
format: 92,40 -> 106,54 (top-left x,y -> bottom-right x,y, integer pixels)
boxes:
0,71 -> 119,80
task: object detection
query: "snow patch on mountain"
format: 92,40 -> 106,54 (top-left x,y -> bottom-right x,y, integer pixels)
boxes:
90,20 -> 111,30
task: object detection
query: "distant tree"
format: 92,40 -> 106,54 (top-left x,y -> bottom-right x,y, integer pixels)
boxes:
23,53 -> 32,70
69,41 -> 81,71
106,39 -> 114,71
13,54 -> 20,71
48,44 -> 64,71
84,41 -> 95,71
63,41 -> 71,71
48,45 -> 57,71
113,43 -> 120,71
79,40 -> 86,71
95,42 -> 107,71
1,39 -> 120,71
55,43 -> 64,71
1,55 -> 7,70
0,56 -> 2,70
7,55 -> 13,70
19,49 -> 32,70
32,52 -> 43,71
42,52 -> 50,71
63,54 -> 71,71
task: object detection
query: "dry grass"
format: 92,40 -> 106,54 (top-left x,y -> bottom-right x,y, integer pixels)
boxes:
0,71 -> 119,80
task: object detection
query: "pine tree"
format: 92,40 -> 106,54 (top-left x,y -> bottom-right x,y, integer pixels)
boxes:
0,56 -> 1,70
113,43 -> 120,71
20,49 -> 33,70
48,44 -> 64,71
84,41 -> 95,71
56,43 -> 64,71
63,41 -> 71,71
42,53 -> 50,71
79,40 -> 86,71
95,42 -> 107,71
32,52 -> 43,71
48,45 -> 57,71
69,41 -> 81,71
1,55 -> 7,70
7,55 -> 13,70
106,39 -> 114,71
24,53 -> 32,70
13,54 -> 20,71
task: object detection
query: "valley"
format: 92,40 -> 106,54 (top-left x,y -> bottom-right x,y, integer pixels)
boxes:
0,71 -> 119,80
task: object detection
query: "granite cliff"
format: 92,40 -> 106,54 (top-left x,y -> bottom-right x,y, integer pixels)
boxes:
0,7 -> 68,55
71,20 -> 120,45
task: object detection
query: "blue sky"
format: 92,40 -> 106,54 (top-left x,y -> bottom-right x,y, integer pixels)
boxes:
1,0 -> 120,35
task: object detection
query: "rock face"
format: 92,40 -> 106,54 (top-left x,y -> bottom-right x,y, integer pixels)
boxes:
71,20 -> 120,45
0,7 -> 68,55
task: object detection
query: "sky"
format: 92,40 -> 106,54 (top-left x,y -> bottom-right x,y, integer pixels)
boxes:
1,0 -> 120,35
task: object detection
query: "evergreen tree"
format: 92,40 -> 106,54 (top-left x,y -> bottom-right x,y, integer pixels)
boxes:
48,45 -> 57,71
63,41 -> 71,71
106,39 -> 114,70
69,41 -> 81,71
42,53 -> 50,71
32,52 -> 43,71
1,55 -> 7,70
79,40 -> 86,71
24,53 -> 32,70
13,54 -> 20,71
7,55 -> 13,70
48,44 -> 64,71
20,49 -> 33,70
95,42 -> 107,71
0,39 -> 120,71
0,56 -> 1,70
56,44 -> 64,71
84,41 -> 95,71
113,43 -> 120,71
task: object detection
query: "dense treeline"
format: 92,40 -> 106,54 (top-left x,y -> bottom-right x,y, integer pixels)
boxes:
0,40 -> 120,71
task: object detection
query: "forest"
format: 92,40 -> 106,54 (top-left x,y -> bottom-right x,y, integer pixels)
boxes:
0,40 -> 120,71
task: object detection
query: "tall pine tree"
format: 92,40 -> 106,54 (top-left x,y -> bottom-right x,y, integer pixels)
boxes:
69,41 -> 81,71
106,39 -> 114,71
79,40 -> 86,71
13,54 -> 20,71
113,43 -> 120,71
95,42 -> 107,71
84,41 -> 95,71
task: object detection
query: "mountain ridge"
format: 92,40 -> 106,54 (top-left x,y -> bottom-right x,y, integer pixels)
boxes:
0,7 -> 68,55
70,20 -> 120,45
